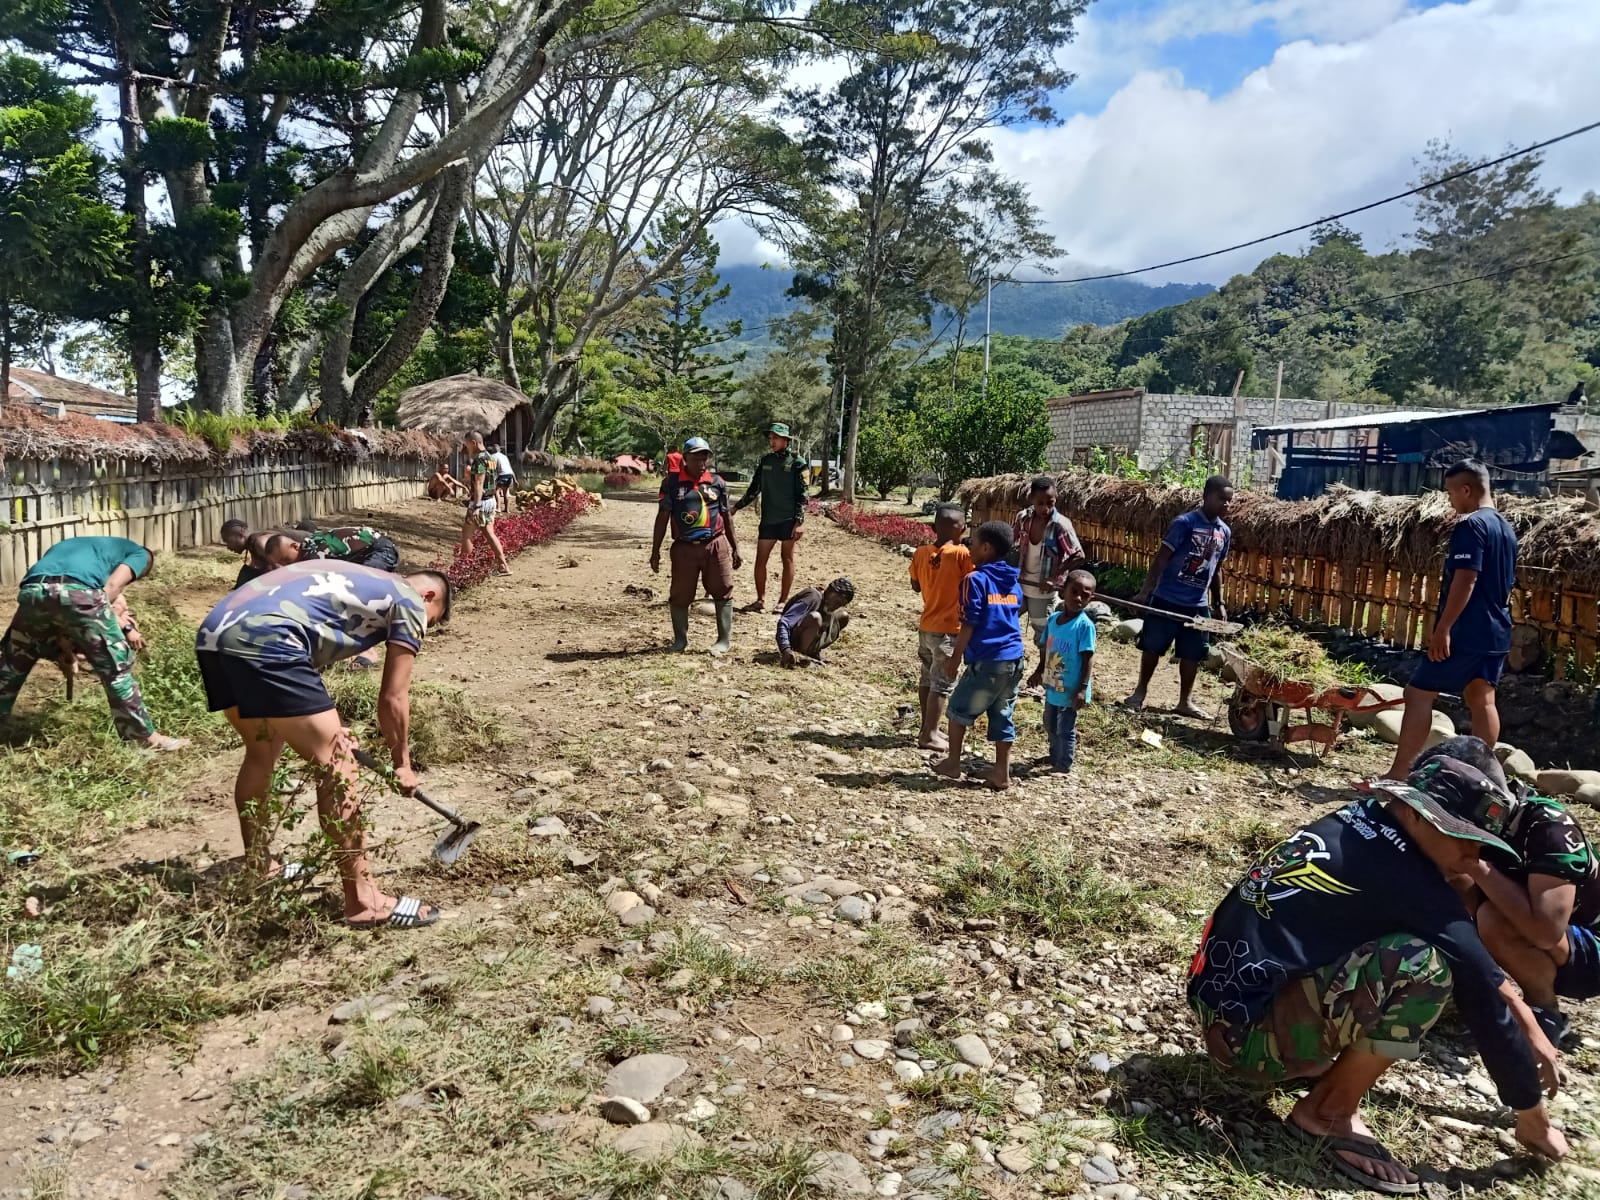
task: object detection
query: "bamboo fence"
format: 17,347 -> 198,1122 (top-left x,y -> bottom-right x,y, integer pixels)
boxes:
964,472 -> 1600,684
0,452 -> 434,585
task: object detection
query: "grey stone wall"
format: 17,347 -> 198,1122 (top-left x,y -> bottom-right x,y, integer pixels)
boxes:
1044,396 -> 1142,469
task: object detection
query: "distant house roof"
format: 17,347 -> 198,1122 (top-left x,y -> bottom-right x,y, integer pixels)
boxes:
6,368 -> 136,422
1253,408 -> 1459,436
395,374 -> 531,435
1046,387 -> 1145,409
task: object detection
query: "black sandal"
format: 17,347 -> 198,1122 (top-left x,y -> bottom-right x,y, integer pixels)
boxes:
1289,1122 -> 1419,1195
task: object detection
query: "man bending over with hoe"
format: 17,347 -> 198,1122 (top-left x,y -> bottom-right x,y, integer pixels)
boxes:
1189,755 -> 1566,1194
0,537 -> 189,752
196,559 -> 451,929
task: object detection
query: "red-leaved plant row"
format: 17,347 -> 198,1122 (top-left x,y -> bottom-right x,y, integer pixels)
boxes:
433,491 -> 600,590
819,501 -> 935,547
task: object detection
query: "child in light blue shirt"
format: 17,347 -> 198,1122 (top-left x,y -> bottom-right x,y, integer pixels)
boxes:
1027,570 -> 1097,773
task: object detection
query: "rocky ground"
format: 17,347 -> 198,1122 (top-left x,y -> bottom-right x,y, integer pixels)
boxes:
4,491 -> 1600,1200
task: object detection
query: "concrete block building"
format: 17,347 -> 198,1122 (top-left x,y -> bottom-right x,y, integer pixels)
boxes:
1044,387 -> 1384,487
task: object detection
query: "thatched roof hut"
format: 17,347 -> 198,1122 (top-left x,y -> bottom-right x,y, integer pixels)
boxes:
396,374 -> 535,450
960,469 -> 1600,592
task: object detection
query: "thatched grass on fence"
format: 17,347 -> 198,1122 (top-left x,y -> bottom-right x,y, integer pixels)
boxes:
960,470 -> 1600,593
0,407 -> 453,466
960,469 -> 1600,680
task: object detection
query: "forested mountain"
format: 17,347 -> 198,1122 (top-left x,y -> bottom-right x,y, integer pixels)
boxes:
710,263 -> 1214,347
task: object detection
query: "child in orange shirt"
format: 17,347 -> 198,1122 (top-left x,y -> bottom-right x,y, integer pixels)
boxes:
909,504 -> 975,750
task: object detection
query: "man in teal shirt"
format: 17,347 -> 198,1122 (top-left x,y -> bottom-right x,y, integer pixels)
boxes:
0,536 -> 189,750
733,422 -> 811,612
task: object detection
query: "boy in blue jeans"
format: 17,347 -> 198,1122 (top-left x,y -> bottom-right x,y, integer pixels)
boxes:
933,521 -> 1025,792
1027,569 -> 1097,773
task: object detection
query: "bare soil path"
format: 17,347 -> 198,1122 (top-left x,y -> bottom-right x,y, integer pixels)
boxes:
5,491 -> 1599,1200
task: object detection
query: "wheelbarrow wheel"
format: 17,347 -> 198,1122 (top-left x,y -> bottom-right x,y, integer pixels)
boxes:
1228,693 -> 1270,742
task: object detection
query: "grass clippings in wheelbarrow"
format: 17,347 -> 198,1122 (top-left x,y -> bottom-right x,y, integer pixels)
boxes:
1230,623 -> 1376,694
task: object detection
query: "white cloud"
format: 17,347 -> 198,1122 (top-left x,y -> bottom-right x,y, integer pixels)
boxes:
990,0 -> 1600,284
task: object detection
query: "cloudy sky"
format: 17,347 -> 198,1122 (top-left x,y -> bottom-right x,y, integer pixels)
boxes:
721,0 -> 1600,285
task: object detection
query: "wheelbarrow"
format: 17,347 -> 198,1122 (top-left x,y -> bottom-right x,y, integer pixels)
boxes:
1216,644 -> 1403,758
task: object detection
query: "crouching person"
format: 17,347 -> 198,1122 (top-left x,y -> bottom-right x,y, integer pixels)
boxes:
777,578 -> 854,668
1188,755 -> 1566,1194
0,537 -> 189,751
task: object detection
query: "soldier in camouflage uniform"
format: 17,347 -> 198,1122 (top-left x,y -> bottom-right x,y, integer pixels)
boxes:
1188,755 -> 1567,1192
0,536 -> 189,750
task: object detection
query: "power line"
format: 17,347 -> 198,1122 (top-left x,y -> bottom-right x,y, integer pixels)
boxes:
1003,118 -> 1600,286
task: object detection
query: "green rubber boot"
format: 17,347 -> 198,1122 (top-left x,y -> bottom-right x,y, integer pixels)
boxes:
710,600 -> 733,657
669,605 -> 690,653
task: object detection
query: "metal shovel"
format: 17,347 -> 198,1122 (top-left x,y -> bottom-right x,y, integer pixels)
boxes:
1102,595 -> 1243,637
352,748 -> 481,864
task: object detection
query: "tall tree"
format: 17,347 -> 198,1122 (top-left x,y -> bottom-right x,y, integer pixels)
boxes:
0,54 -> 124,404
782,0 -> 1086,501
624,214 -> 746,394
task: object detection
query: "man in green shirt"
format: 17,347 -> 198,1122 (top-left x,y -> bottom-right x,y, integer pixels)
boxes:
0,536 -> 189,750
733,422 -> 811,612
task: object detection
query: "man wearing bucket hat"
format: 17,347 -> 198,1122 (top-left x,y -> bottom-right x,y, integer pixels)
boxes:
1188,754 -> 1566,1194
733,422 -> 811,613
1415,737 -> 1600,1050
651,436 -> 742,655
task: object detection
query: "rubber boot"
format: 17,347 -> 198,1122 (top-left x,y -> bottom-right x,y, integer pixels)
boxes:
710,600 -> 733,657
669,605 -> 690,653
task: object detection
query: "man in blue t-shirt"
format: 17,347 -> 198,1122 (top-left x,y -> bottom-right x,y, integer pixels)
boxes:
1124,475 -> 1233,719
196,560 -> 452,930
1385,459 -> 1519,780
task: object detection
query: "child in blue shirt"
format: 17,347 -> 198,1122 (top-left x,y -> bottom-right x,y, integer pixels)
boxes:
1027,570 -> 1097,773
932,521 -> 1025,792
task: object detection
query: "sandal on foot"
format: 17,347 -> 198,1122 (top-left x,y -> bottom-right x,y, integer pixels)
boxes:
140,734 -> 192,753
1289,1123 -> 1419,1195
346,895 -> 440,931
281,861 -> 314,883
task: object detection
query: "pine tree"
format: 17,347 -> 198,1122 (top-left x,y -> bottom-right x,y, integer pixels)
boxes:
626,214 -> 746,396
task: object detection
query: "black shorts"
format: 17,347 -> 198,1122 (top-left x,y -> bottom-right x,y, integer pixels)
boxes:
1408,652 -> 1506,695
496,475 -> 515,489
1136,601 -> 1212,662
360,536 -> 400,573
758,520 -> 799,542
197,650 -> 334,720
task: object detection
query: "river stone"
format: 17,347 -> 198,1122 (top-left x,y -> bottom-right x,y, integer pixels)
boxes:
1576,783 -> 1600,810
951,1034 -> 993,1069
1348,683 -> 1405,730
809,1150 -> 874,1195
1495,743 -> 1539,784
1108,619 -> 1142,643
598,1096 -> 651,1125
1537,769 -> 1600,796
604,1054 -> 688,1104
607,1123 -> 703,1163
834,896 -> 873,924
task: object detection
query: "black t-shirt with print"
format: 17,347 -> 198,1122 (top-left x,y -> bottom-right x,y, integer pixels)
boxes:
1187,798 -> 1540,1111
1491,795 -> 1600,929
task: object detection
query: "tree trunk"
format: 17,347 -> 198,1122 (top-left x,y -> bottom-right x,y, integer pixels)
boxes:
116,56 -> 162,423
0,293 -> 11,410
818,371 -> 840,498
841,362 -> 863,503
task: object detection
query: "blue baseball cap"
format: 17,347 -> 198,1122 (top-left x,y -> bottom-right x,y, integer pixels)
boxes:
682,437 -> 711,453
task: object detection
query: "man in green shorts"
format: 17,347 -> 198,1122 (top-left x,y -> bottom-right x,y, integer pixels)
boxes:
733,422 -> 810,612
0,536 -> 190,750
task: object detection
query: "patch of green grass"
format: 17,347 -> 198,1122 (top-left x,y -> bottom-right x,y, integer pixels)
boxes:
646,930 -> 773,999
325,671 -> 511,766
597,1023 -> 666,1063
937,839 -> 1157,946
0,609 -> 226,849
787,932 -> 945,1006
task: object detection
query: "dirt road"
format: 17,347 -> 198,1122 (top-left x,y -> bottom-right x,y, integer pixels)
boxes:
6,490 -> 1596,1200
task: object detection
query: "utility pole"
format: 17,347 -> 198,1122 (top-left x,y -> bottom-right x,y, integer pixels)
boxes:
980,272 -> 993,404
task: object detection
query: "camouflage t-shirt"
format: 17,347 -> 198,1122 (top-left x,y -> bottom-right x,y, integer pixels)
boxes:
197,560 -> 426,668
303,526 -> 382,563
1489,795 -> 1600,929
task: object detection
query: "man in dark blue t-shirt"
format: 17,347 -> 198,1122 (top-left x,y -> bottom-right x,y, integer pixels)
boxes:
1385,459 -> 1519,779
1124,474 -> 1233,719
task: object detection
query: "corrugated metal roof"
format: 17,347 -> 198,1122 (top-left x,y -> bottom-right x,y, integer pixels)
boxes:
1254,404 -> 1559,436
